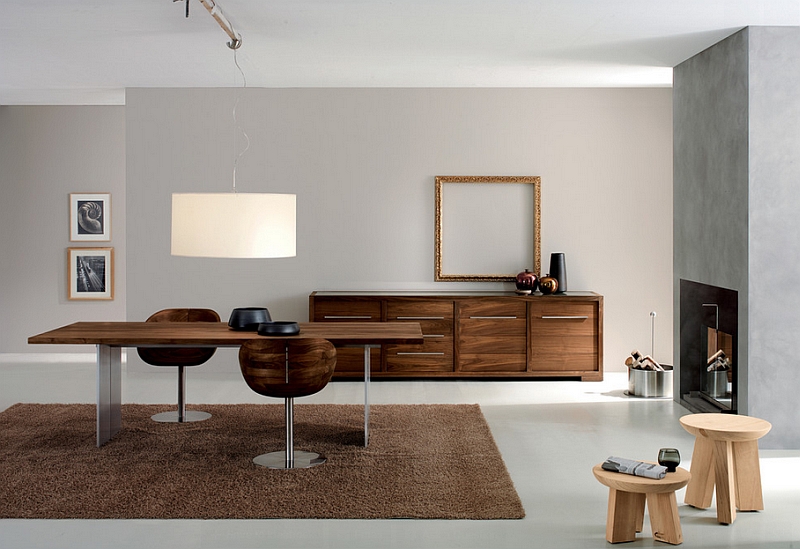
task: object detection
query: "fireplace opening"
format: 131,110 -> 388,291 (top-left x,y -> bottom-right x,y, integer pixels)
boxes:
680,279 -> 738,413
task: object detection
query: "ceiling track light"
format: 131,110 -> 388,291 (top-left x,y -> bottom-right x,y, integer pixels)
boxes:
176,0 -> 242,50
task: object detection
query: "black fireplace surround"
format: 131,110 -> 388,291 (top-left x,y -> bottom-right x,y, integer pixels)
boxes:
679,279 -> 739,414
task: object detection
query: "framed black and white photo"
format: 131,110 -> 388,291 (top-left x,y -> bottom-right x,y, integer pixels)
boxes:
68,247 -> 114,300
70,193 -> 111,241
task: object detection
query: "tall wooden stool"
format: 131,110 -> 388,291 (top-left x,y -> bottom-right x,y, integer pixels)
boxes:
679,413 -> 771,524
593,463 -> 691,545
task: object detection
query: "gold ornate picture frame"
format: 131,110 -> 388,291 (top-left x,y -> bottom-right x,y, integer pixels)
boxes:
435,176 -> 541,282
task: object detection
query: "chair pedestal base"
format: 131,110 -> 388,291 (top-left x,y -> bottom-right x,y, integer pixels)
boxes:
253,450 -> 326,469
151,410 -> 211,423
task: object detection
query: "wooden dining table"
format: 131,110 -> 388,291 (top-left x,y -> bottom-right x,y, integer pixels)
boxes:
28,321 -> 423,447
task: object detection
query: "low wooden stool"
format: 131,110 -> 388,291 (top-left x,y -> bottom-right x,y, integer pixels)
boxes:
593,463 -> 691,544
679,413 -> 771,524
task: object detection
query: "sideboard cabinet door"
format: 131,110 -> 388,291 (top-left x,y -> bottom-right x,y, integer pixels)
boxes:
456,299 -> 527,372
529,300 -> 601,379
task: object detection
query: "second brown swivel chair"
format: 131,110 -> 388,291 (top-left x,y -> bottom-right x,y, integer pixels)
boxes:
137,308 -> 220,423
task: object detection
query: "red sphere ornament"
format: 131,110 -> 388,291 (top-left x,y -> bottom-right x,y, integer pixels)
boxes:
515,269 -> 538,294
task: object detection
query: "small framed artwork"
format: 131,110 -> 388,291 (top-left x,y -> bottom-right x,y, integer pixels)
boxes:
70,193 -> 111,241
68,247 -> 114,300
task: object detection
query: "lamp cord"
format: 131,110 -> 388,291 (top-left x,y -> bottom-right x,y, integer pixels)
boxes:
231,47 -> 249,194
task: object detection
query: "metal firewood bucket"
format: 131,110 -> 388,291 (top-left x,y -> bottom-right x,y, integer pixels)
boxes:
626,311 -> 673,398
705,370 -> 728,398
627,365 -> 673,398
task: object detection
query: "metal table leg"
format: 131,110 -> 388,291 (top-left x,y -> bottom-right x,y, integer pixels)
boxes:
96,344 -> 122,446
363,344 -> 380,447
364,345 -> 370,446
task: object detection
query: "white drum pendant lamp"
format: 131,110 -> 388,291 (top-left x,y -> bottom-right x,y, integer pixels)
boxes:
171,193 -> 296,258
169,5 -> 295,259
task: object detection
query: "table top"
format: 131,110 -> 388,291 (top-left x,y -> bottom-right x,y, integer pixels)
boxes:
592,464 -> 691,493
679,413 -> 772,442
28,321 -> 424,347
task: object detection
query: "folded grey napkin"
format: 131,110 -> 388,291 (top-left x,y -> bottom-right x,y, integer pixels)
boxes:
602,456 -> 667,479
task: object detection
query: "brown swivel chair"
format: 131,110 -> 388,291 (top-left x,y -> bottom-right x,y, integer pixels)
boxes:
238,338 -> 336,469
137,308 -> 220,423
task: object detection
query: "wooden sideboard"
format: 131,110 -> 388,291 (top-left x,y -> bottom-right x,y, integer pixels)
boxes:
309,291 -> 603,381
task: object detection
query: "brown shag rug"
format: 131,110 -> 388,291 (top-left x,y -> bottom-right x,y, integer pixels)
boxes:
0,403 -> 524,520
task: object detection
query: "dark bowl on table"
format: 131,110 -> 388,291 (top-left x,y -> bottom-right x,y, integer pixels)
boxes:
257,321 -> 300,336
228,307 -> 272,331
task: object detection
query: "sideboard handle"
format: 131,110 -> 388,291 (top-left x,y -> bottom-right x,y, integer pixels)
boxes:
323,315 -> 373,319
423,334 -> 445,338
396,316 -> 445,320
541,315 -> 589,320
469,316 -> 518,320
397,352 -> 446,356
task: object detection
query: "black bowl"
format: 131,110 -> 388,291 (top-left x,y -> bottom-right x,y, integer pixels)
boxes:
257,321 -> 300,336
228,307 -> 272,331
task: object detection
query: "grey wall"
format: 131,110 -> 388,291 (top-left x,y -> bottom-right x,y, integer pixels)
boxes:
126,88 -> 673,373
674,27 -> 800,448
747,27 -> 800,447
0,106 -> 126,353
673,28 -> 750,413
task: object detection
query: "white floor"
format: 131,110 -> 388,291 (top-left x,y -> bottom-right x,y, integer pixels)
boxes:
1,354 -> 799,549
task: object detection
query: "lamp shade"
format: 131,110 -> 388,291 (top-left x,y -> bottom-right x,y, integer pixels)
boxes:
171,193 -> 296,258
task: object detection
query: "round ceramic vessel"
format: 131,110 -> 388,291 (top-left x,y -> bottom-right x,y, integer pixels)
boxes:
228,307 -> 272,331
257,321 -> 300,336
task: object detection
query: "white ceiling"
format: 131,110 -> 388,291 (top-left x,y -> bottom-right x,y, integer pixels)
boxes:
2,0 -> 799,105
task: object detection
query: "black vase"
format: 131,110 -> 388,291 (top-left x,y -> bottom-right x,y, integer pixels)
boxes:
549,253 -> 567,294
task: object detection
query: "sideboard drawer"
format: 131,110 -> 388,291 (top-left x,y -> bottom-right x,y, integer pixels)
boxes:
311,297 -> 382,322
385,299 -> 454,321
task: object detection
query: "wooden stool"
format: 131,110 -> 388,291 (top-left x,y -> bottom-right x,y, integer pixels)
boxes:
679,413 -> 771,524
593,463 -> 691,545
